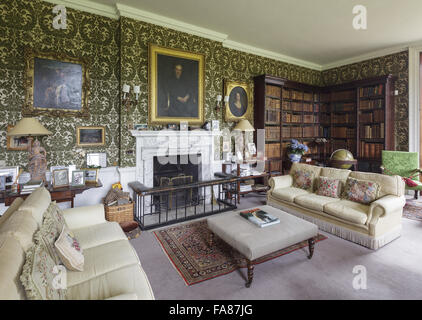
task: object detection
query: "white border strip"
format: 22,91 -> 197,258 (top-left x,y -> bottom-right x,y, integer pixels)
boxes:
42,0 -> 118,19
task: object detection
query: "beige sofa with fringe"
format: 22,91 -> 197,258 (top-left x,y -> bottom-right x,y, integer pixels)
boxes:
0,187 -> 154,300
267,163 -> 406,250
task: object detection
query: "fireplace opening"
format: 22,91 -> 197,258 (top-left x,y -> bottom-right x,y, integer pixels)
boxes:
153,154 -> 201,209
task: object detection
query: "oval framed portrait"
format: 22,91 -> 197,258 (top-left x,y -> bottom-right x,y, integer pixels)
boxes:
224,80 -> 252,122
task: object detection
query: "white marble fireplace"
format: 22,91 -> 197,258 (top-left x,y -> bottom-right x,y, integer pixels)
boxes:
130,130 -> 219,188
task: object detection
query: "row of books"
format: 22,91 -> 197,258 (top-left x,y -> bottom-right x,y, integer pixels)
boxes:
282,113 -> 302,123
265,160 -> 281,173
282,101 -> 303,111
265,109 -> 280,123
239,208 -> 280,228
332,139 -> 357,155
359,99 -> 383,110
331,127 -> 356,139
281,126 -> 324,138
332,113 -> 356,124
359,84 -> 384,97
265,97 -> 280,109
265,143 -> 281,158
265,127 -> 280,141
331,90 -> 355,102
359,109 -> 384,123
360,123 -> 385,139
266,85 -> 281,97
332,102 -> 356,112
360,142 -> 384,159
320,113 -> 331,124
282,89 -> 313,102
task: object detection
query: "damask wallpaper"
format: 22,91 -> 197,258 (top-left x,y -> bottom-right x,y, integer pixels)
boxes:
0,0 -> 410,169
321,51 -> 409,151
0,0 -> 120,168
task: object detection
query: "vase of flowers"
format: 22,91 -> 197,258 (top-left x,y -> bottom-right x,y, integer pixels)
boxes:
286,139 -> 309,163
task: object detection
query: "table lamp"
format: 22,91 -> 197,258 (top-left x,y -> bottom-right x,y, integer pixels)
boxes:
7,118 -> 52,182
233,119 -> 255,161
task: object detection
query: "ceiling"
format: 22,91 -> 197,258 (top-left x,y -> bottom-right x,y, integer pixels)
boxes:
61,0 -> 422,69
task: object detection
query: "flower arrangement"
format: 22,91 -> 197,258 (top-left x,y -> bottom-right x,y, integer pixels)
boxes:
286,139 -> 309,155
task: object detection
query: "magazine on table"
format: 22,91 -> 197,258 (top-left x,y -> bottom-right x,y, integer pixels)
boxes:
239,208 -> 280,228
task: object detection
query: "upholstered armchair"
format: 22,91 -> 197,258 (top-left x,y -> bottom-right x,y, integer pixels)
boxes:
381,150 -> 422,199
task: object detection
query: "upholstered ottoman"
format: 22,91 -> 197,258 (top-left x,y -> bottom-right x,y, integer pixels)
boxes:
207,205 -> 318,287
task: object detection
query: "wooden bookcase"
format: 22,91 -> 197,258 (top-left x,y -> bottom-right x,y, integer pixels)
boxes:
253,74 -> 396,173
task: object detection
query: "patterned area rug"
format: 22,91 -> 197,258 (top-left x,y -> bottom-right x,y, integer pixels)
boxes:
403,199 -> 422,222
154,220 -> 327,286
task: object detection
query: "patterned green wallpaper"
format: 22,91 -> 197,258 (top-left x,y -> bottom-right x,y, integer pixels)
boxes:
0,0 -> 410,169
119,17 -> 322,167
321,51 -> 409,151
0,0 -> 120,168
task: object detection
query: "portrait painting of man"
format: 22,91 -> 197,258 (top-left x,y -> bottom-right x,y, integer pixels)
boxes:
23,48 -> 89,117
149,45 -> 204,125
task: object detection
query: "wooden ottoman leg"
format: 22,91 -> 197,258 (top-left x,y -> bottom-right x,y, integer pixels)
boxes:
245,259 -> 254,288
308,237 -> 315,259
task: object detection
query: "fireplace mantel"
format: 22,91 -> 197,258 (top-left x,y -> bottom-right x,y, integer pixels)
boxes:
130,130 -> 220,187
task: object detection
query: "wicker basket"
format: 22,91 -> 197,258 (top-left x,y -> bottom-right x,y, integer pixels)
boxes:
104,200 -> 134,224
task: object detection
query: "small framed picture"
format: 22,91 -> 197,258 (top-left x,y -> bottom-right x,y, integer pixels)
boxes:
52,169 -> 69,189
86,153 -> 107,168
212,120 -> 220,131
7,125 -> 29,151
236,151 -> 243,163
83,168 -> 99,184
222,140 -> 231,153
179,121 -> 188,131
247,143 -> 257,155
76,126 -> 105,147
71,170 -> 85,187
0,166 -> 19,186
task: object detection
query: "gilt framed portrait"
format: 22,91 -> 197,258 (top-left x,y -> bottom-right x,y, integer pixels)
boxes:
23,48 -> 90,118
149,44 -> 204,125
224,80 -> 252,122
76,126 -> 105,147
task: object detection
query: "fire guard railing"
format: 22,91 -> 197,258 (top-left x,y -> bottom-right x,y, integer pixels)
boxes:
128,176 -> 238,230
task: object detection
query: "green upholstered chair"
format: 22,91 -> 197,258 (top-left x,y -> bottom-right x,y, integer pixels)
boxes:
381,150 -> 422,199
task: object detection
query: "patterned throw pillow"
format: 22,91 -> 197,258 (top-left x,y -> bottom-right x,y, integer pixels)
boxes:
55,225 -> 84,272
292,169 -> 315,191
20,241 -> 67,300
316,177 -> 342,198
43,202 -> 67,231
35,216 -> 62,265
343,178 -> 380,204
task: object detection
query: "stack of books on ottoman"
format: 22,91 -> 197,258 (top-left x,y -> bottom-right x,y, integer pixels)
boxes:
20,180 -> 44,194
239,208 -> 280,228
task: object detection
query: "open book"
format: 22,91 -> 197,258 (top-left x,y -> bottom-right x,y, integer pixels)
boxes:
239,208 -> 280,228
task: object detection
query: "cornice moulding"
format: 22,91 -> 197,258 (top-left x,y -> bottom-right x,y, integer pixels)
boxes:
43,0 -> 118,19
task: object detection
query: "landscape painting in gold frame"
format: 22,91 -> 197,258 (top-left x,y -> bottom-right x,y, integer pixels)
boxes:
76,126 -> 105,147
23,48 -> 90,118
224,80 -> 252,122
149,44 -> 204,125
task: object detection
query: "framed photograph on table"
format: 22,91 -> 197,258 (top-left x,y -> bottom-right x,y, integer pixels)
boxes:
71,170 -> 85,187
149,44 -> 204,125
83,168 -> 99,184
224,80 -> 252,122
22,48 -> 89,118
76,126 -> 105,147
52,169 -> 69,189
0,166 -> 19,187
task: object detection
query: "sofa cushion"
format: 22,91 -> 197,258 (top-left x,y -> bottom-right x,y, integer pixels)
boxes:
349,171 -> 404,198
20,240 -> 67,300
0,198 -> 24,229
315,176 -> 342,198
72,222 -> 127,250
343,178 -> 379,204
323,200 -> 369,225
55,225 -> 84,272
292,169 -> 315,191
0,209 -> 38,252
294,193 -> 341,212
290,163 -> 322,191
66,239 -> 140,287
66,263 -> 154,300
272,187 -> 310,203
18,187 -> 51,227
320,167 -> 351,184
0,235 -> 26,300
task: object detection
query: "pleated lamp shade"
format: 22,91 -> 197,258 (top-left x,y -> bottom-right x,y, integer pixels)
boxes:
7,118 -> 52,137
233,119 -> 254,131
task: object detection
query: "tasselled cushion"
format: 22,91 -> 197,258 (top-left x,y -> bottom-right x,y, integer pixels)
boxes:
343,177 -> 380,204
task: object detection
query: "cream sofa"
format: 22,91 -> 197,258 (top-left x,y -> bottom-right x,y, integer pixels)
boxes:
0,187 -> 154,300
267,163 -> 406,250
